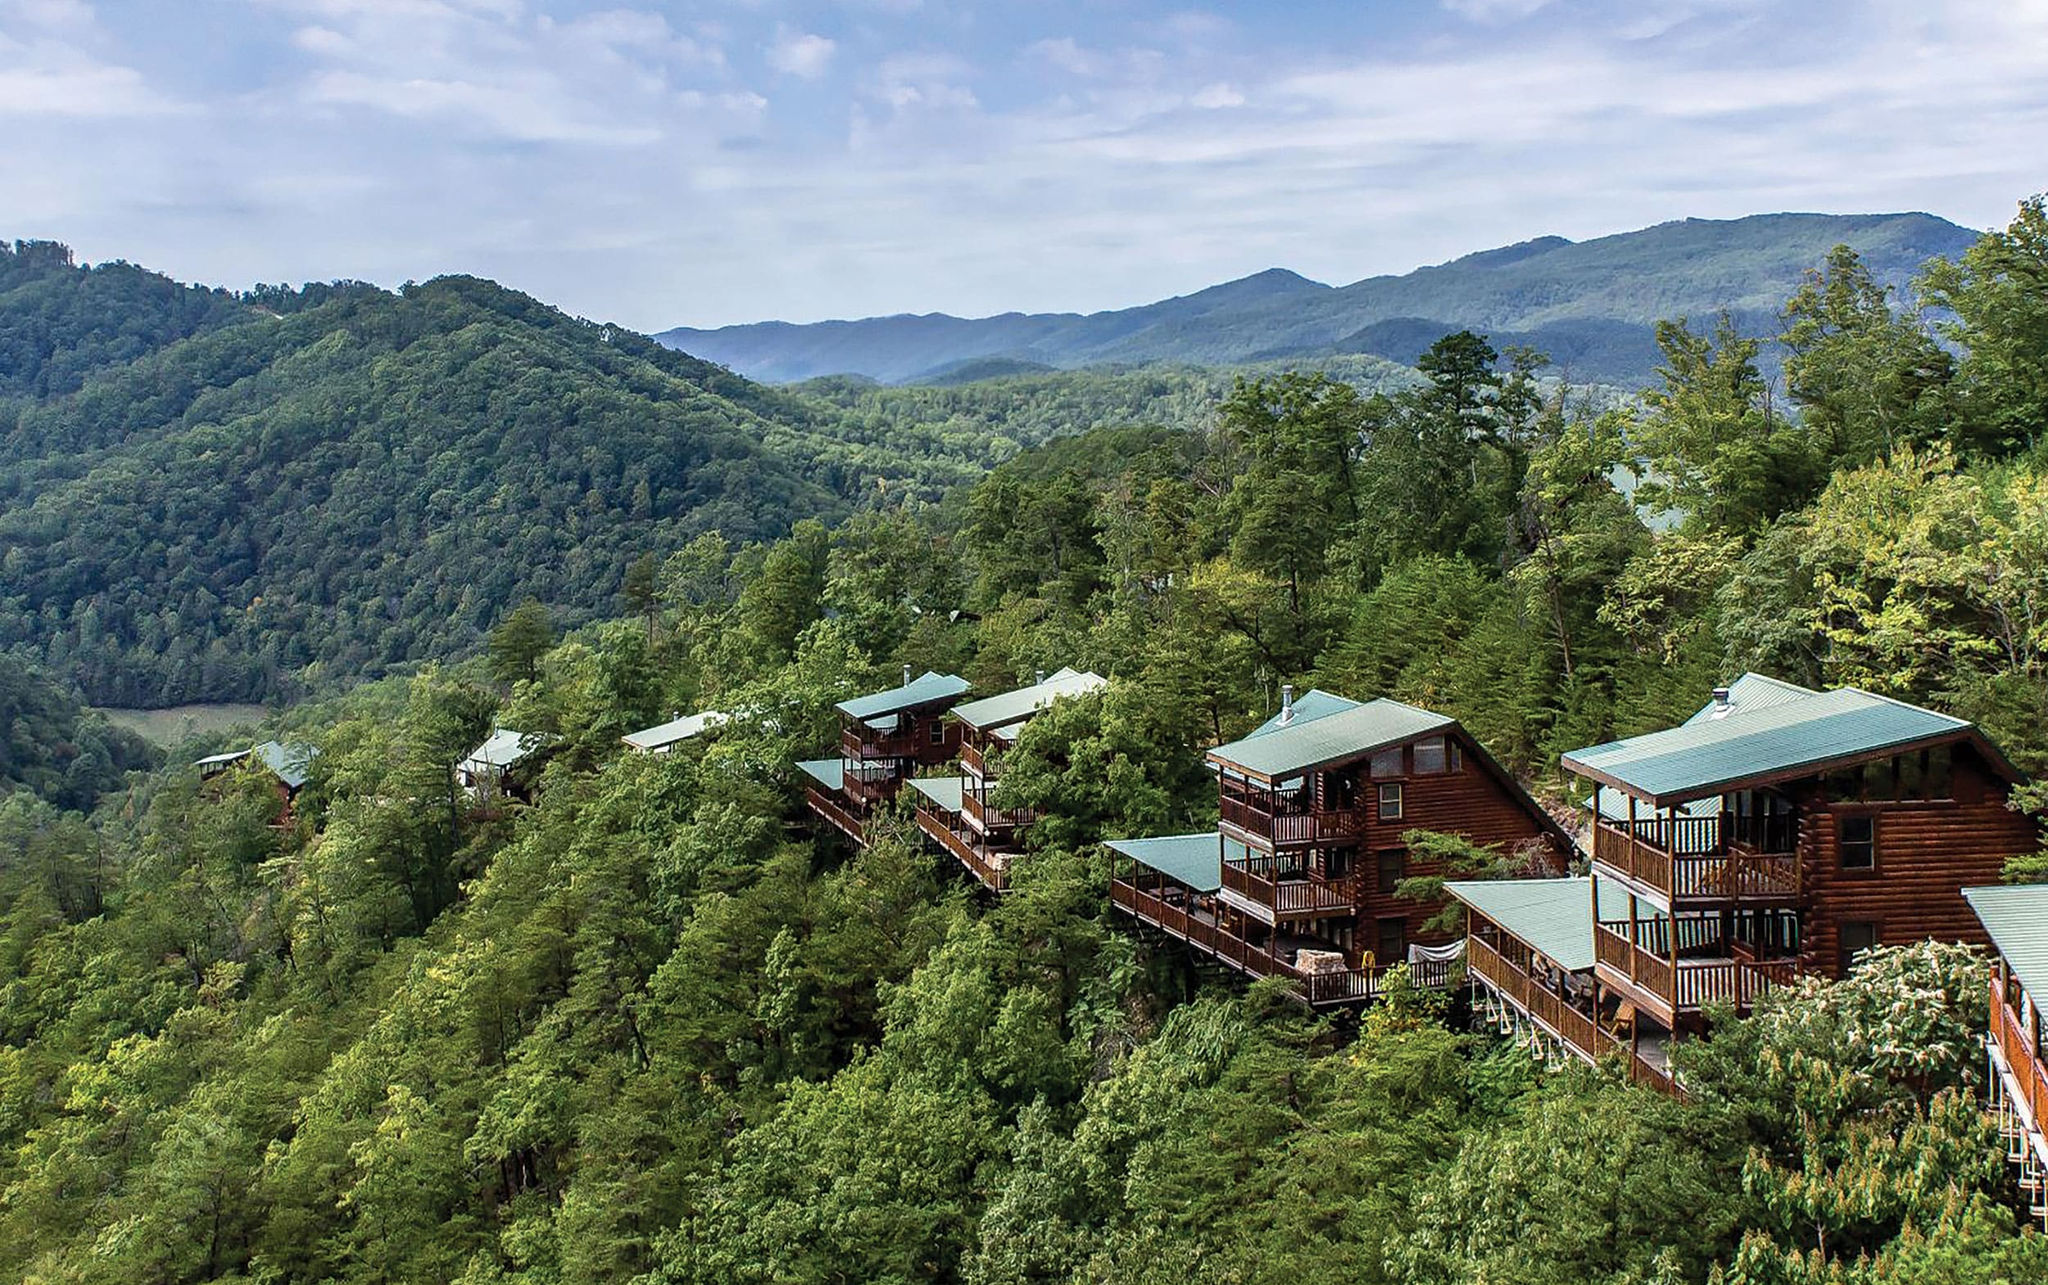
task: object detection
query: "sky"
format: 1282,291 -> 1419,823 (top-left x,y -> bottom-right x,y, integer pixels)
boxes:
3,0 -> 2048,332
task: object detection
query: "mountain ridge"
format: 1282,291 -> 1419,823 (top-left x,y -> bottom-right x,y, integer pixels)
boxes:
658,211 -> 1980,386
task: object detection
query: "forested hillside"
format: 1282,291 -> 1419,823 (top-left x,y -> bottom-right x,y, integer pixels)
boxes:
659,211 -> 1977,386
2,200 -> 2047,1283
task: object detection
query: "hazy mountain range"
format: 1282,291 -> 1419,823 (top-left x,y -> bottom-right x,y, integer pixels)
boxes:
657,212 -> 1980,387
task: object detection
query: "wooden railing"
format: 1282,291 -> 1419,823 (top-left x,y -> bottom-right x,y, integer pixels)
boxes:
1218,796 -> 1368,846
963,789 -> 1037,832
804,786 -> 864,841
1467,936 -> 1601,1062
841,727 -> 924,760
917,809 -> 1010,892
1220,861 -> 1358,916
1992,973 -> 2048,1129
1111,880 -> 1428,1006
959,740 -> 987,777
1596,920 -> 1800,1012
1591,820 -> 1798,902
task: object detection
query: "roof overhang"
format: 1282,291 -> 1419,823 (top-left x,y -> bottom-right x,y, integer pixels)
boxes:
1567,727 -> 2015,809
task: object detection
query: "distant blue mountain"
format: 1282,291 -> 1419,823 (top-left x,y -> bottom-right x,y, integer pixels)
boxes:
658,212 -> 1979,387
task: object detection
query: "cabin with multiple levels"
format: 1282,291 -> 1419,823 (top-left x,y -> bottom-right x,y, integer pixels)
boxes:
1966,884 -> 2048,1230
196,740 -> 320,826
798,668 -> 971,842
908,667 -> 1108,890
459,728 -> 551,803
1107,689 -> 1568,1006
1456,674 -> 2036,1089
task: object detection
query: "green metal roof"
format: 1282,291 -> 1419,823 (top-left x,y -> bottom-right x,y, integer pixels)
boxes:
797,758 -> 844,791
1446,878 -> 1632,973
1247,689 -> 1361,738
836,671 -> 972,722
1563,687 -> 1976,805
1681,673 -> 1818,726
1106,832 -> 1222,893
251,740 -> 318,791
1211,698 -> 1453,780
907,775 -> 964,812
950,667 -> 1107,731
1964,885 -> 2048,1008
624,710 -> 730,750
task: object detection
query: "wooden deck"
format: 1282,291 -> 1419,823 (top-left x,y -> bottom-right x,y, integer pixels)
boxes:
1590,819 -> 1800,906
804,785 -> 864,842
1218,795 -> 1368,849
1989,971 -> 2048,1227
1466,935 -> 1680,1097
916,809 -> 1011,892
1591,919 -> 1797,1023
1111,878 -> 1454,1006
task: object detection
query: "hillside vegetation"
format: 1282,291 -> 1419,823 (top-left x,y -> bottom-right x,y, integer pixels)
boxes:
2,199 -> 2047,1283
659,211 -> 1978,386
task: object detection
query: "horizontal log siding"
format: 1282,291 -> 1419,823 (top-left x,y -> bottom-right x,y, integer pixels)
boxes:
1341,730 -> 1561,952
1800,748 -> 2035,976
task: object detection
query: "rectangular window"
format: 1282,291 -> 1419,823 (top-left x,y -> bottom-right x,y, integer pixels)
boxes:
1370,746 -> 1404,778
1412,736 -> 1448,775
1838,814 -> 1877,871
1839,920 -> 1879,975
1861,757 -> 1895,801
929,720 -> 947,746
1926,744 -> 1953,798
1377,849 -> 1406,895
1376,916 -> 1408,966
1378,782 -> 1404,822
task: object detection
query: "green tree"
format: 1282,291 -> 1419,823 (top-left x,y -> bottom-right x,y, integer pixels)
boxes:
489,599 -> 555,686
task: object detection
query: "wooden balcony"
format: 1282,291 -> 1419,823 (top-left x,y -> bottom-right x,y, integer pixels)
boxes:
963,789 -> 1037,833
1992,973 -> 2048,1135
805,785 -> 864,842
1219,795 -> 1368,849
959,739 -> 989,778
1590,818 -> 1800,905
841,726 -> 925,761
1467,936 -> 1602,1063
1593,919 -> 1798,1018
1111,879 -> 1454,1005
916,809 -> 1011,892
1220,860 -> 1359,920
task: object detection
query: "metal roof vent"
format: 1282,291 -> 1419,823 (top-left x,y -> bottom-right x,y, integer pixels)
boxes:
1036,669 -> 1046,685
1279,684 -> 1296,726
903,663 -> 913,687
1709,686 -> 1733,719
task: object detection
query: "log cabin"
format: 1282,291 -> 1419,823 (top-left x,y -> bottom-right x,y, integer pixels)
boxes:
1107,687 -> 1569,1006
196,740 -> 320,827
797,667 -> 971,843
1457,674 -> 2036,1092
907,666 -> 1107,891
458,728 -> 551,805
1965,883 -> 2048,1231
622,709 -> 731,754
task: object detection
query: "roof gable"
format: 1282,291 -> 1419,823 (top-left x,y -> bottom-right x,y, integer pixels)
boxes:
1211,698 -> 1453,779
949,667 -> 1107,731
1246,689 -> 1361,738
1564,685 -> 1993,805
836,671 -> 972,722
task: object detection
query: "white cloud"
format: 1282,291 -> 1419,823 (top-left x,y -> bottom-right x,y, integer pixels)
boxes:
1189,81 -> 1242,108
765,24 -> 834,79
1440,0 -> 1554,20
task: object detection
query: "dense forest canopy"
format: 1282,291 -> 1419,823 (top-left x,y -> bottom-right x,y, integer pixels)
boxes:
2,198 -> 2048,1282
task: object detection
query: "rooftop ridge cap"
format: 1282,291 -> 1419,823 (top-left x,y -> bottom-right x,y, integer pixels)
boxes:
1837,685 -> 1972,727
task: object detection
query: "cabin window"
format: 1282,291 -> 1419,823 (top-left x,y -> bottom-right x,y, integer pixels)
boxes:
1861,757 -> 1896,801
1838,814 -> 1877,871
1377,849 -> 1406,895
1413,736 -> 1449,775
1378,782 -> 1404,821
929,721 -> 947,746
1925,745 -> 1953,798
1325,850 -> 1352,880
1839,920 -> 1879,974
1376,916 -> 1408,966
1369,746 -> 1404,778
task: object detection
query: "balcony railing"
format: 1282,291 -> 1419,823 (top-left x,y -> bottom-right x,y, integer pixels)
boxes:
959,740 -> 989,778
1591,818 -> 1799,903
805,785 -> 864,842
841,726 -> 925,761
1992,973 -> 2048,1130
1467,936 -> 1601,1061
1594,919 -> 1801,1014
1220,860 -> 1359,917
1111,879 -> 1448,1006
1219,795 -> 1368,847
917,808 -> 1011,892
963,788 -> 1037,832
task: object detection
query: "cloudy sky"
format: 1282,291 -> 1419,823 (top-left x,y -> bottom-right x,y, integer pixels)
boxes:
4,0 -> 2047,331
